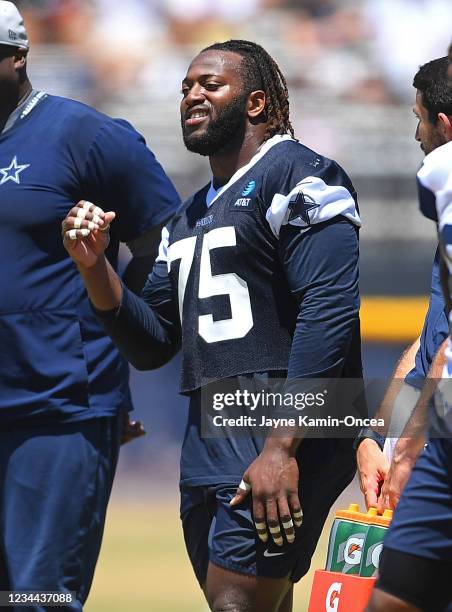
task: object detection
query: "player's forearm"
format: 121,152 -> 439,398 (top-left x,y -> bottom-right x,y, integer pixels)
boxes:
393,338 -> 448,456
429,336 -> 448,378
78,255 -> 123,311
367,338 -> 420,438
262,430 -> 301,456
394,339 -> 421,378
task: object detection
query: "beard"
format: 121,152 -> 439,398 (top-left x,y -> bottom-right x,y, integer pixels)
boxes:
422,130 -> 447,156
182,93 -> 248,156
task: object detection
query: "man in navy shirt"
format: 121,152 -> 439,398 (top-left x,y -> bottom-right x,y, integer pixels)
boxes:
356,247 -> 448,508
0,2 -> 180,609
63,40 -> 361,611
366,56 -> 452,611
356,58 -> 450,513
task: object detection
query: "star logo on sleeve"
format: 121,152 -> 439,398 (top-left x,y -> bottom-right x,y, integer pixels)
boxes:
287,190 -> 319,226
0,156 -> 31,185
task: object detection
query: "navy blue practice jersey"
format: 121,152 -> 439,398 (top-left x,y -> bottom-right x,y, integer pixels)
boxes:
164,135 -> 362,391
101,134 -> 364,483
0,91 -> 180,422
108,135 -> 363,393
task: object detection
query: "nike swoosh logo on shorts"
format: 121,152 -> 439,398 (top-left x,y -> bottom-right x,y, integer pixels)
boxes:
263,549 -> 285,557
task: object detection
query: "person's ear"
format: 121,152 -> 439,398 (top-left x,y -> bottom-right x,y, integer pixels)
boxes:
13,48 -> 27,70
247,90 -> 266,119
438,112 -> 452,142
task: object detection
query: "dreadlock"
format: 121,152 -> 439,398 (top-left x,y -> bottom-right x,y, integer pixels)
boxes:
202,39 -> 295,141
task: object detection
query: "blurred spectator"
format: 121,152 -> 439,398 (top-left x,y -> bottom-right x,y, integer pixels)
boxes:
265,0 -> 338,18
16,0 -> 93,45
86,0 -> 165,96
365,0 -> 452,100
163,0 -> 260,46
22,0 -> 449,104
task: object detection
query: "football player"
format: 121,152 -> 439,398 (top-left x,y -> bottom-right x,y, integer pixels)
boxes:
356,58 -> 451,511
367,55 -> 452,612
63,40 -> 362,612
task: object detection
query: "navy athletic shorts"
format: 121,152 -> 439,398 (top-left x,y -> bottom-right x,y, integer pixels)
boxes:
376,548 -> 452,611
180,438 -> 356,585
0,416 -> 122,611
382,437 -> 452,562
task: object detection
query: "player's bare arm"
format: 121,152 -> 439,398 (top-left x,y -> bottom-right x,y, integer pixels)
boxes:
377,337 -> 448,512
357,338 -> 420,509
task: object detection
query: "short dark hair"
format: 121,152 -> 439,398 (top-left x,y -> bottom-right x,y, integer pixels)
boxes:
202,39 -> 294,141
413,56 -> 452,124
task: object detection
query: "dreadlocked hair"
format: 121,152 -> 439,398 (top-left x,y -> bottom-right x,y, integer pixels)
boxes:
202,39 -> 295,141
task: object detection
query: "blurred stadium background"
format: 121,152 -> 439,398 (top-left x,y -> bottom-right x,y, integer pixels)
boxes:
14,0 -> 451,609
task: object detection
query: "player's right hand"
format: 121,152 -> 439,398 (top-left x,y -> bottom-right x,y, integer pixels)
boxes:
62,200 -> 116,269
230,448 -> 302,546
356,438 -> 389,509
377,436 -> 423,512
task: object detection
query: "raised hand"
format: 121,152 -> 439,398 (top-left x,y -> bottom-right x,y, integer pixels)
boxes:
62,200 -> 116,269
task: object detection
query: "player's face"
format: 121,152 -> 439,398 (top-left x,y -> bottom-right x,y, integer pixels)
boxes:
413,90 -> 447,156
180,50 -> 249,156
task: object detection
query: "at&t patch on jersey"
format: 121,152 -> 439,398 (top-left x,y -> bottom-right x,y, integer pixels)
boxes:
229,196 -> 256,211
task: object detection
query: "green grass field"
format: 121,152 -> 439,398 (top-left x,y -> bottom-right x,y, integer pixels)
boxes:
86,501 -> 204,612
85,496 -> 342,612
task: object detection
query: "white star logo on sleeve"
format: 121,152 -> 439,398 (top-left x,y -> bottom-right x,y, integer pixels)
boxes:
0,156 -> 30,185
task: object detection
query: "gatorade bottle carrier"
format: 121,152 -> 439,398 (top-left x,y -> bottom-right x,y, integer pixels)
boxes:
360,509 -> 393,578
308,504 -> 393,611
325,503 -> 374,574
308,571 -> 375,612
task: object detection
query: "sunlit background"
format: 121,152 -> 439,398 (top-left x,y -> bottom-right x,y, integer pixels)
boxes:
13,0 -> 451,609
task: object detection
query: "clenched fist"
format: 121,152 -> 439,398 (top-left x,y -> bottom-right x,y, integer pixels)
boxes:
62,200 -> 115,269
